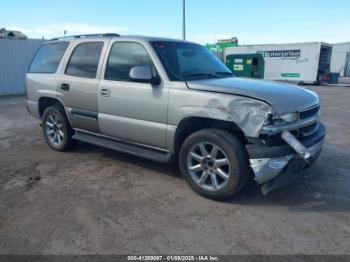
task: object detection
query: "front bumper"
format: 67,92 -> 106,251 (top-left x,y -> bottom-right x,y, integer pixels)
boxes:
246,123 -> 326,195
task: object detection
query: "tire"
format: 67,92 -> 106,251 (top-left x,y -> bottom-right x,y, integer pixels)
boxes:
179,129 -> 250,200
42,104 -> 76,151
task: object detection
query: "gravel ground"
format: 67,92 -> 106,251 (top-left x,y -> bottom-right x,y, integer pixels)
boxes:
0,86 -> 349,255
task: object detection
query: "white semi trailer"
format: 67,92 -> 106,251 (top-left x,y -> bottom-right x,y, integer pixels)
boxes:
224,42 -> 332,84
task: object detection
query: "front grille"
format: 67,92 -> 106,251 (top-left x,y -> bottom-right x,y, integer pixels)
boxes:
299,105 -> 320,119
297,105 -> 320,137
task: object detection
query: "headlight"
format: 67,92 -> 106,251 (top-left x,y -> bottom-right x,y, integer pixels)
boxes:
272,113 -> 298,126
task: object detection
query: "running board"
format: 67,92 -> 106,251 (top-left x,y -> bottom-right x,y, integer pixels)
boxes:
72,131 -> 174,163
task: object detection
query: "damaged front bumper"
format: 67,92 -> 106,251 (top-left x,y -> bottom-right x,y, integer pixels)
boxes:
246,123 -> 326,195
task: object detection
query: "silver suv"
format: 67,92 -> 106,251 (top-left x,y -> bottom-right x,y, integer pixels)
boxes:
26,34 -> 325,199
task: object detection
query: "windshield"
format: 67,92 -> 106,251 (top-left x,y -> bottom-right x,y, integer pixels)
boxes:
151,41 -> 233,81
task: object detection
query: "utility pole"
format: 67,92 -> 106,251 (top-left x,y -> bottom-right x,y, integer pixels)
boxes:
182,0 -> 186,40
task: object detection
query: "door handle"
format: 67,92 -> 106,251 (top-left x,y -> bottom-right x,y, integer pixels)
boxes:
60,83 -> 70,91
99,88 -> 111,97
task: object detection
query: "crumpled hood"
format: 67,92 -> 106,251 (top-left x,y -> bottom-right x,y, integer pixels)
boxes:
186,77 -> 319,115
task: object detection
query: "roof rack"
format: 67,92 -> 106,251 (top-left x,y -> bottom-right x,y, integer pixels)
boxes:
50,33 -> 120,41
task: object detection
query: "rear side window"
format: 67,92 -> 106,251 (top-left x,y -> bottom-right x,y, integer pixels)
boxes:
105,42 -> 153,81
66,42 -> 104,78
29,42 -> 69,73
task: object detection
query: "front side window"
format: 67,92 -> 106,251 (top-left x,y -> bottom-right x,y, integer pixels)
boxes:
151,41 -> 233,81
29,42 -> 69,74
105,42 -> 153,81
66,42 -> 104,78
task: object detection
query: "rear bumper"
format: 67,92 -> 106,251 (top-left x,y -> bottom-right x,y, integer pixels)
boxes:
246,123 -> 326,195
26,100 -> 40,119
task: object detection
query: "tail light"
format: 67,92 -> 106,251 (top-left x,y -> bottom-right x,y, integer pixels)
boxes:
24,79 -> 28,99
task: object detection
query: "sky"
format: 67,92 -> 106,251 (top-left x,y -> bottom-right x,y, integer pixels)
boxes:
1,0 -> 350,44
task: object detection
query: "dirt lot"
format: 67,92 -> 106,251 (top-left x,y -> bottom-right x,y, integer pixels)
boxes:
0,86 -> 350,255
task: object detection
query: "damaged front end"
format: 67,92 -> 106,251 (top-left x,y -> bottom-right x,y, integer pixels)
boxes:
246,104 -> 325,195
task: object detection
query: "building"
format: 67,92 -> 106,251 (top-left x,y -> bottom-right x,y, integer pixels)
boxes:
0,38 -> 43,95
0,28 -> 27,40
330,42 -> 350,77
206,37 -> 238,61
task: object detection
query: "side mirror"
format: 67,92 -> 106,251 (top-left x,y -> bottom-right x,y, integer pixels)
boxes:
129,66 -> 160,85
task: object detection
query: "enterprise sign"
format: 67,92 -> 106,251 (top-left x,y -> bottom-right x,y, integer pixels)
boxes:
264,49 -> 301,58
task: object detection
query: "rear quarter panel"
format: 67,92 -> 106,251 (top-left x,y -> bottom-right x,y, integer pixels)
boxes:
26,73 -> 60,119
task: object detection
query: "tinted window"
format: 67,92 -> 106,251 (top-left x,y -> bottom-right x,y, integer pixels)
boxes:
151,41 -> 233,81
105,42 -> 153,81
66,42 -> 103,78
29,42 -> 69,73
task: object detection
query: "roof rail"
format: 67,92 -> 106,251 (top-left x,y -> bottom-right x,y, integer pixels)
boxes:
50,33 -> 120,41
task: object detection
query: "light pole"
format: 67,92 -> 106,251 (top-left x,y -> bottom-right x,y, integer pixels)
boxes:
182,0 -> 186,40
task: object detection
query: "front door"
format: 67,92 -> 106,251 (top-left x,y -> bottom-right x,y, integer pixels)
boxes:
97,41 -> 168,149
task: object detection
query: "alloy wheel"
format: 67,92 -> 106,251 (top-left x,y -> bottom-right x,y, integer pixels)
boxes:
187,142 -> 231,191
45,113 -> 64,146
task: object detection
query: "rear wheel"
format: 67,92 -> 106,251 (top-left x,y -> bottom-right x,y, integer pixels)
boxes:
42,105 -> 75,151
179,129 -> 249,200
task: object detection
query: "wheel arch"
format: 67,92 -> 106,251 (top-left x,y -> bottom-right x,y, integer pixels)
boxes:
38,97 -> 65,118
173,117 -> 247,155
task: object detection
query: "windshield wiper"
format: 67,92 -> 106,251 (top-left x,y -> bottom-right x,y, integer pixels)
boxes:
215,71 -> 234,77
182,73 -> 220,80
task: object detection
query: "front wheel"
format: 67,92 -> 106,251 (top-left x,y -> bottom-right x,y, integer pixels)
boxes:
179,129 -> 249,200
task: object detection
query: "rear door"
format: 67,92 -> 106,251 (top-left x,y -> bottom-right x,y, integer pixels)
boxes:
56,40 -> 109,133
